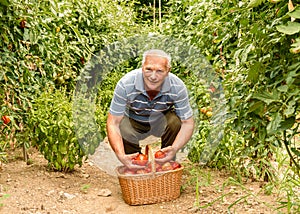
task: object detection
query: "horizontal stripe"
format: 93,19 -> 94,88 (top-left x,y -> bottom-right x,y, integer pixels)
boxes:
109,69 -> 193,122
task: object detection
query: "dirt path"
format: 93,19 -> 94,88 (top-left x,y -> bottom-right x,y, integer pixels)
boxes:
0,148 -> 280,214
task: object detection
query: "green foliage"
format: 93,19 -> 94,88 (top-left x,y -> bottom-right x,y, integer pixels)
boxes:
0,3 -> 299,211
0,0 -> 142,164
161,0 -> 300,181
27,87 -> 85,172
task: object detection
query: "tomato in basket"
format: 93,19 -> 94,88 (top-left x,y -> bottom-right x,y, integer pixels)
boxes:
124,168 -> 136,175
170,161 -> 181,170
136,169 -> 150,174
132,153 -> 148,166
155,162 -> 162,172
145,164 -> 152,173
161,162 -> 173,171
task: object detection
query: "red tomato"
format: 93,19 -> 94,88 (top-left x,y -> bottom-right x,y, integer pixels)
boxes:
136,169 -> 150,174
145,164 -> 152,173
155,162 -> 162,172
132,153 -> 148,166
154,150 -> 166,159
170,161 -> 181,170
156,167 -> 163,172
161,162 -> 173,171
135,153 -> 148,161
1,116 -> 10,125
124,168 -> 136,175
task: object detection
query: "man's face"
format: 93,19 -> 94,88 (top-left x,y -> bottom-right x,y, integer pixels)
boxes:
142,55 -> 170,91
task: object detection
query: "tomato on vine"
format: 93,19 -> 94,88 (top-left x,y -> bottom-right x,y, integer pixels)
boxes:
1,116 -> 10,125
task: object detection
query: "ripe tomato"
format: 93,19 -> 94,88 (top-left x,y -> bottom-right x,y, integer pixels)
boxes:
144,164 -> 152,173
154,150 -> 166,159
124,168 -> 136,175
200,107 -> 207,114
161,162 -> 173,171
1,116 -> 10,125
156,167 -> 163,172
170,161 -> 181,170
132,153 -> 148,166
136,153 -> 148,161
155,162 -> 162,172
136,169 -> 150,174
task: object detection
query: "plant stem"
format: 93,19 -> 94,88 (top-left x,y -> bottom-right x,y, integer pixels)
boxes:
283,130 -> 300,173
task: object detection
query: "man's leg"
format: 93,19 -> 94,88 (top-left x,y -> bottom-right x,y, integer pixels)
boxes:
161,111 -> 182,148
119,116 -> 150,154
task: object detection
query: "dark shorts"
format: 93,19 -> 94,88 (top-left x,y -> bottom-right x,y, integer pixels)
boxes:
119,111 -> 182,154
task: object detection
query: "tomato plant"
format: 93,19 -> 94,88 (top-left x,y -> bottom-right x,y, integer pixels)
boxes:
26,87 -> 86,172
0,0 -> 144,164
163,0 -> 299,178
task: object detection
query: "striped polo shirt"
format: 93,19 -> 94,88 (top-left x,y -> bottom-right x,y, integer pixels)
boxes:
109,68 -> 193,123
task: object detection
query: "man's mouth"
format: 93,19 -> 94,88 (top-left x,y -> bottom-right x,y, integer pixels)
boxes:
149,80 -> 157,84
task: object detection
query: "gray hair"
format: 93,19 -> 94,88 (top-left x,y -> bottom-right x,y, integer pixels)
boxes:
142,49 -> 171,68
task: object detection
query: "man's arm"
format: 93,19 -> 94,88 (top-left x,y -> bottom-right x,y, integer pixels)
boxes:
157,116 -> 195,162
106,113 -> 144,169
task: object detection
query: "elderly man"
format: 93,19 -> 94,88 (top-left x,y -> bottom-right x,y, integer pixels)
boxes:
106,49 -> 194,169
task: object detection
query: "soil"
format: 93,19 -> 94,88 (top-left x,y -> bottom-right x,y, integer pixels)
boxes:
0,147 -> 282,214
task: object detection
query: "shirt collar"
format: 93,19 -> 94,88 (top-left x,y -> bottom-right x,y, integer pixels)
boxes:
135,68 -> 171,93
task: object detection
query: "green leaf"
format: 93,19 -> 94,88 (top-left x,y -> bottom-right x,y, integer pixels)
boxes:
0,0 -> 9,7
248,101 -> 264,114
288,6 -> 300,19
267,112 -> 281,135
290,37 -> 300,54
284,100 -> 295,117
279,117 -> 295,130
59,144 -> 67,154
258,126 -> 266,141
247,62 -> 262,83
252,90 -> 280,105
277,85 -> 288,92
276,22 -> 300,35
248,0 -> 265,8
291,147 -> 300,157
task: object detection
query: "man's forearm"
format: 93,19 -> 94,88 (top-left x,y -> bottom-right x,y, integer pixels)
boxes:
171,117 -> 195,152
106,113 -> 125,157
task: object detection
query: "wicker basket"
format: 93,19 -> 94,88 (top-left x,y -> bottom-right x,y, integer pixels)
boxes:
116,165 -> 184,205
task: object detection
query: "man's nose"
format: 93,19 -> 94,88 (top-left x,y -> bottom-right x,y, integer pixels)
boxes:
150,71 -> 157,79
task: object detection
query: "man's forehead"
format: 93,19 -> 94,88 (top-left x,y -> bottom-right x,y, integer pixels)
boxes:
144,55 -> 168,64
145,54 -> 168,59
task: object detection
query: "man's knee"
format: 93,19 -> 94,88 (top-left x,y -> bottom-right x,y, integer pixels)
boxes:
166,111 -> 181,132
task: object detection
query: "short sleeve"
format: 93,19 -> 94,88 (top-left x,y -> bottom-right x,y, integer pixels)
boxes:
109,81 -> 127,116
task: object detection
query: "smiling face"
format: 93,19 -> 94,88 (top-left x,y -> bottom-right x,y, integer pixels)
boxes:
142,55 -> 170,92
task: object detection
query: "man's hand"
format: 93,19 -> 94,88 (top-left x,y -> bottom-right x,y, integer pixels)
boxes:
155,117 -> 194,163
117,153 -> 146,170
154,146 -> 177,163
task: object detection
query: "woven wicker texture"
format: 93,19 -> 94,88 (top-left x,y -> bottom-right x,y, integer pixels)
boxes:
116,166 -> 183,205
